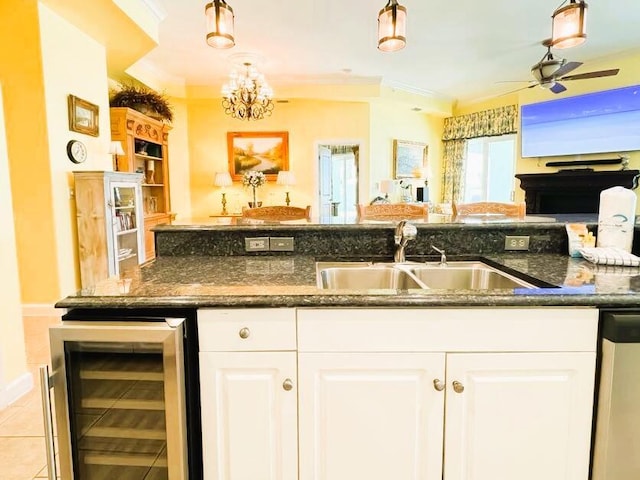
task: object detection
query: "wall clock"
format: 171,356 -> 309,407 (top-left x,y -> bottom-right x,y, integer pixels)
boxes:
66,139 -> 87,164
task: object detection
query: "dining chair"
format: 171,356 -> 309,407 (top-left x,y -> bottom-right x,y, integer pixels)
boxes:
452,201 -> 526,219
242,205 -> 311,221
357,203 -> 429,220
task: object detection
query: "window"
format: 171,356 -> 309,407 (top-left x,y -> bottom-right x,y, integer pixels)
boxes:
463,134 -> 516,203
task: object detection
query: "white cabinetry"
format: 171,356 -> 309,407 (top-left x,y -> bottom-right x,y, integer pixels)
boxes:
443,352 -> 595,480
297,307 -> 597,480
198,309 -> 298,480
198,307 -> 598,480
298,352 -> 445,480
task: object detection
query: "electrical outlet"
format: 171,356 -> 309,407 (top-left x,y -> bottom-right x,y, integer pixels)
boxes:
504,235 -> 530,251
245,237 -> 270,252
270,237 -> 294,252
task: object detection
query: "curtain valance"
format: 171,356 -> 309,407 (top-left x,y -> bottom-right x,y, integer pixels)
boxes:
442,105 -> 518,140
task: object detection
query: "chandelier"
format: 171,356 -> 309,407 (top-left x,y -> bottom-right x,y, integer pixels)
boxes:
221,62 -> 274,121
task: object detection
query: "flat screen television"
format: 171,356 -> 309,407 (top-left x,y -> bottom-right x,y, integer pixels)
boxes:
520,84 -> 640,158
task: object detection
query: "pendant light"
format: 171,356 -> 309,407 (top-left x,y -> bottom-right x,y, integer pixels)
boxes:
551,0 -> 587,49
377,0 -> 407,52
205,0 -> 235,49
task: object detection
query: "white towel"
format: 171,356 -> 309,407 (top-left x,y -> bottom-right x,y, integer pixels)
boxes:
578,247 -> 640,267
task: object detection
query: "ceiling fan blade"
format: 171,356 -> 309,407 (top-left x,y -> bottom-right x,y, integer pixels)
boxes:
497,84 -> 536,97
560,68 -> 620,81
550,82 -> 567,94
495,80 -> 533,84
552,61 -> 583,78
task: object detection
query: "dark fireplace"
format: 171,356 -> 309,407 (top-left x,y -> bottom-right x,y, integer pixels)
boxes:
516,170 -> 639,214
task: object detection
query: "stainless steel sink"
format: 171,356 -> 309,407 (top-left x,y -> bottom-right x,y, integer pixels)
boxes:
317,262 -> 424,290
316,260 -> 535,290
409,261 -> 535,290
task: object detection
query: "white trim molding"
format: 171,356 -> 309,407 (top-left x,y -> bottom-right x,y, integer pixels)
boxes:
0,372 -> 33,410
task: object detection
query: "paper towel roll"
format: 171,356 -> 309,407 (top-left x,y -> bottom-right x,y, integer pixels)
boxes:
596,186 -> 637,252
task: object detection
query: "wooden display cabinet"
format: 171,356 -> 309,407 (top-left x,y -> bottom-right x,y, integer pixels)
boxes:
73,171 -> 145,288
110,107 -> 173,260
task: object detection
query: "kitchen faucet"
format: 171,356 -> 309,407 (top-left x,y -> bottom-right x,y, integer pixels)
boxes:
394,220 -> 417,263
431,245 -> 447,266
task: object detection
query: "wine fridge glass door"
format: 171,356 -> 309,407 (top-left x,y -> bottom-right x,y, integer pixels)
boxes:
47,319 -> 187,479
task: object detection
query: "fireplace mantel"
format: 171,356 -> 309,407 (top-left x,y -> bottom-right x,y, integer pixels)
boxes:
516,170 -> 640,214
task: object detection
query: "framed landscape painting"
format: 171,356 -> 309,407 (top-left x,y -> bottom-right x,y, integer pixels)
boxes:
227,131 -> 289,181
68,94 -> 99,137
393,139 -> 428,179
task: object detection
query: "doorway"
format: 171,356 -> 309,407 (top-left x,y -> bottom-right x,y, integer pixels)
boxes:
317,143 -> 360,222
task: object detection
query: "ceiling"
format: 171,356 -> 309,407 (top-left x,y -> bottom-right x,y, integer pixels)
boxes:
138,0 -> 640,105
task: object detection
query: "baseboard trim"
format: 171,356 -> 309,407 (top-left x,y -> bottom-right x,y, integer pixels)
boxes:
21,303 -> 62,318
0,372 -> 34,409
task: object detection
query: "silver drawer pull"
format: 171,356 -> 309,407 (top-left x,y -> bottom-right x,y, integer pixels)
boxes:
433,379 -> 445,391
452,380 -> 465,393
238,327 -> 250,339
282,379 -> 293,391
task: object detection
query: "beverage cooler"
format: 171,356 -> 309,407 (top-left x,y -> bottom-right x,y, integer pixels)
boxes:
40,315 -> 189,479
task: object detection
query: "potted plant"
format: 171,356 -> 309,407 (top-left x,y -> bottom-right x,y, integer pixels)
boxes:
242,170 -> 266,207
109,84 -> 174,123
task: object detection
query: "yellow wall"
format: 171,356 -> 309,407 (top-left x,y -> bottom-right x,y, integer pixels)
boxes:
0,0 -> 59,303
369,102 -> 445,203
166,98 -> 192,220
186,98 -> 370,218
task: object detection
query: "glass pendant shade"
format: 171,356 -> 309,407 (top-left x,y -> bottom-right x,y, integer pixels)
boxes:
377,0 -> 407,52
551,0 -> 587,49
205,0 -> 235,49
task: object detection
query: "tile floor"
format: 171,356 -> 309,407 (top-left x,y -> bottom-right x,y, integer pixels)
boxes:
0,315 -> 61,479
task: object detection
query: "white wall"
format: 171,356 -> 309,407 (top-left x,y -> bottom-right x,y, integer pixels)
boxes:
0,84 -> 31,408
38,3 -> 113,297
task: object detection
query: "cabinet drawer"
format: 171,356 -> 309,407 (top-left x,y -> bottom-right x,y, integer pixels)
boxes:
297,307 -> 598,352
198,308 -> 296,351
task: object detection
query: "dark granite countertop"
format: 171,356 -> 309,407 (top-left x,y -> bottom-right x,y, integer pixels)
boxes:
56,252 -> 640,309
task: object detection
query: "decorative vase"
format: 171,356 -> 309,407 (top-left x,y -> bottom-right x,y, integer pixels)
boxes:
248,187 -> 261,208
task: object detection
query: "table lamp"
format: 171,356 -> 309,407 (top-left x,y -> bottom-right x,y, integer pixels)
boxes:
108,141 -> 125,171
379,179 -> 394,200
277,171 -> 296,206
214,172 -> 233,215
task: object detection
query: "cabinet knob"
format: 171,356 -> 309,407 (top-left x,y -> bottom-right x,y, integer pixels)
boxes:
433,379 -> 445,391
452,380 -> 465,393
282,379 -> 294,391
238,327 -> 250,339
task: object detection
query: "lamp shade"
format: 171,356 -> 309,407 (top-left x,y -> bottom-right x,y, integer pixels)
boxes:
551,0 -> 587,49
108,141 -> 125,155
214,171 -> 233,187
277,171 -> 296,186
205,0 -> 235,49
377,0 -> 407,52
379,179 -> 394,194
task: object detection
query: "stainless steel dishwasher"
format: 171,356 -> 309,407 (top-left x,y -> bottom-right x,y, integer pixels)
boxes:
592,311 -> 640,480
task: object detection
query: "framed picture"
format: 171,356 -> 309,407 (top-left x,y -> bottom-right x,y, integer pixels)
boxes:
68,94 -> 99,137
393,139 -> 428,179
227,131 -> 289,181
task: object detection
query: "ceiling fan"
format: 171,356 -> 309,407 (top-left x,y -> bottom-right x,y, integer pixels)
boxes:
501,40 -> 620,95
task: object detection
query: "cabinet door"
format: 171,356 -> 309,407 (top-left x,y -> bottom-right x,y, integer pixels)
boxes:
199,352 -> 297,480
299,352 -> 445,480
444,352 -> 596,480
